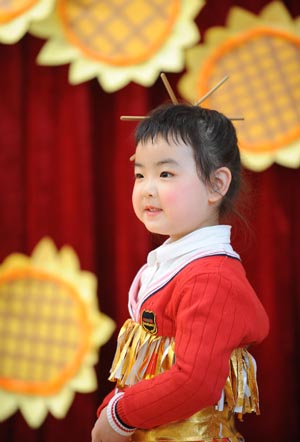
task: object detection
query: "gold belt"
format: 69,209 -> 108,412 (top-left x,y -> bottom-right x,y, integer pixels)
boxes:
131,405 -> 245,442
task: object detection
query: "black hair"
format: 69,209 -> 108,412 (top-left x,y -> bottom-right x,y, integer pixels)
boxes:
135,103 -> 242,218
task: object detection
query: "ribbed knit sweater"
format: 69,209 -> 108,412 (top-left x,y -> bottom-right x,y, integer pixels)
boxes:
98,227 -> 269,431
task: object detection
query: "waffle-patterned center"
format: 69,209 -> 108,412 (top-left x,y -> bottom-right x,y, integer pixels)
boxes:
0,270 -> 90,395
58,0 -> 179,65
0,0 -> 37,23
200,29 -> 300,153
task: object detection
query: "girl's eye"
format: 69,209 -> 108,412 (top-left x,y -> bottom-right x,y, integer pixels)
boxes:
160,171 -> 173,178
134,173 -> 144,180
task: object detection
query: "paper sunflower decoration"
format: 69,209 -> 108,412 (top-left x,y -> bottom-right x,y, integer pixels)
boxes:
0,0 -> 54,44
0,237 -> 115,428
29,0 -> 204,92
178,1 -> 300,171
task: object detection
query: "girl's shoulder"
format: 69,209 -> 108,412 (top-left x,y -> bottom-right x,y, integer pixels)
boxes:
172,254 -> 251,297
180,254 -> 244,279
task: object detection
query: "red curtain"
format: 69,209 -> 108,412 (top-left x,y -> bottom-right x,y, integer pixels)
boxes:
0,1 -> 299,441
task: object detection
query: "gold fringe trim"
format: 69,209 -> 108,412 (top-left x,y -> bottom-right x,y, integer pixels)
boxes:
109,320 -> 260,418
109,319 -> 175,387
223,347 -> 260,420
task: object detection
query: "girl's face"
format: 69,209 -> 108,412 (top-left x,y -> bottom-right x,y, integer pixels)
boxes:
132,136 -> 220,241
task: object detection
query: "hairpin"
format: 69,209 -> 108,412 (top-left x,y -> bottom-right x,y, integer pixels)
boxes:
123,73 -> 244,161
120,73 -> 244,122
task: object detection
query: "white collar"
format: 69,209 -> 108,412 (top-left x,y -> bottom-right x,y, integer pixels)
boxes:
147,225 -> 239,267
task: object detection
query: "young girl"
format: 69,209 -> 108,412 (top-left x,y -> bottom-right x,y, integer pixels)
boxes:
91,103 -> 269,442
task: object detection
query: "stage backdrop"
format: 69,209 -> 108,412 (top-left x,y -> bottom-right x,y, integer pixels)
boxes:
0,1 -> 299,441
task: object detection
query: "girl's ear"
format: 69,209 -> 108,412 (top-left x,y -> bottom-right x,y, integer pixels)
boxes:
208,167 -> 232,203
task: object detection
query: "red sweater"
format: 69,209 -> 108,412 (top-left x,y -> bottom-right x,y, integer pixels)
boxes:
99,255 -> 269,430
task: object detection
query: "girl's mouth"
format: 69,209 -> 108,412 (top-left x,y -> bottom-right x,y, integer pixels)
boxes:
144,206 -> 162,214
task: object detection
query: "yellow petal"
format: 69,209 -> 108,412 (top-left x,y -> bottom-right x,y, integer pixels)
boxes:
0,390 -> 18,420
20,396 -> 48,428
47,388 -> 75,418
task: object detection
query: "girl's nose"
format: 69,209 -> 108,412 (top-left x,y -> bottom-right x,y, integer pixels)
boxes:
143,179 -> 156,198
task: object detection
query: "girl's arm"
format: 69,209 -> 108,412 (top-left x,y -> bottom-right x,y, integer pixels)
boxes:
92,407 -> 131,442
96,389 -> 116,417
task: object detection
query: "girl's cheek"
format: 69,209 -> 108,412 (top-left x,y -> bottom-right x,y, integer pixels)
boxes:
132,198 -> 142,222
132,187 -> 139,209
161,188 -> 178,205
132,182 -> 140,198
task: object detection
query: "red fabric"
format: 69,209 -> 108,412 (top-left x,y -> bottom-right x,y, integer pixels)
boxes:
96,389 -> 116,418
0,1 -> 299,441
113,255 -> 269,429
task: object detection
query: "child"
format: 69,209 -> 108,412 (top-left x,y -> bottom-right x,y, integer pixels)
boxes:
91,103 -> 270,442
